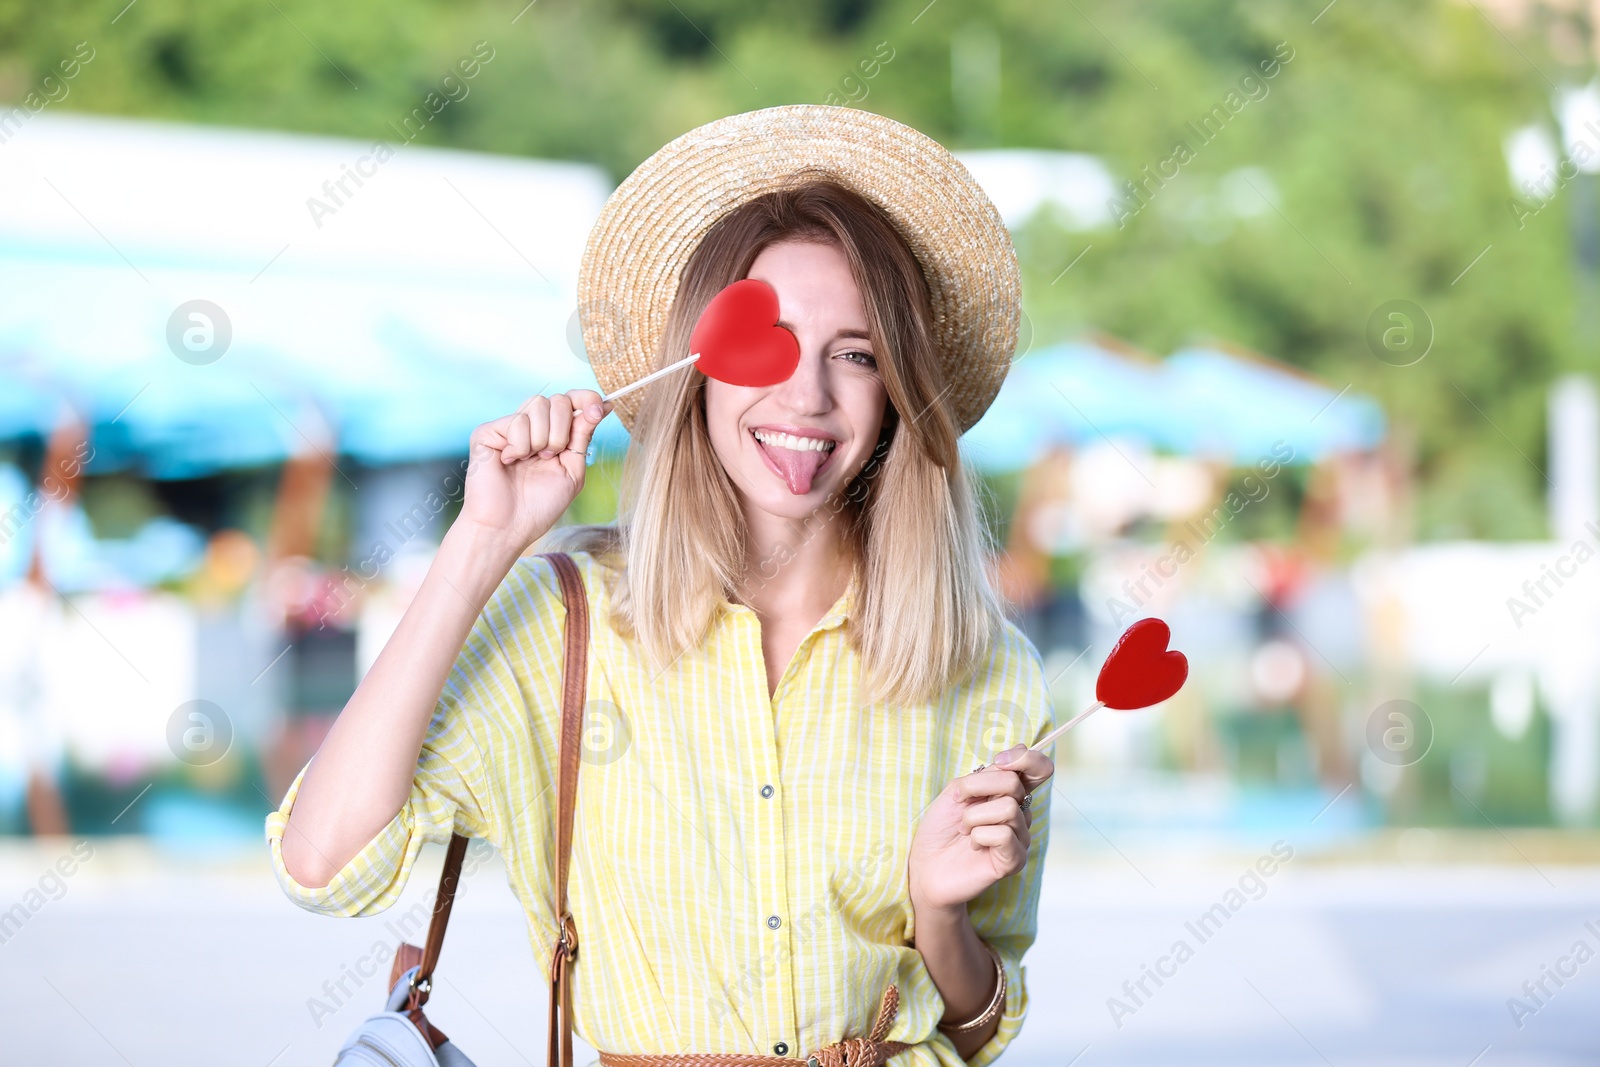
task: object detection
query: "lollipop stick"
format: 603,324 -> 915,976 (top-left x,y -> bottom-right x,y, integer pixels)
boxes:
601,352 -> 700,403
984,700 -> 1107,800
1029,700 -> 1104,753
971,699 -> 1105,777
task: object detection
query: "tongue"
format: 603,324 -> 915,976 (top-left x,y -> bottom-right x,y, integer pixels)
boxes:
764,442 -> 828,495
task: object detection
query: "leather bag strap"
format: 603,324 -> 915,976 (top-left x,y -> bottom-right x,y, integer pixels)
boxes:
408,832 -> 469,1007
405,550 -> 590,1067
543,551 -> 589,1067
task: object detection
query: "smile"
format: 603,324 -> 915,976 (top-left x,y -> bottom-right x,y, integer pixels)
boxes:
751,429 -> 837,453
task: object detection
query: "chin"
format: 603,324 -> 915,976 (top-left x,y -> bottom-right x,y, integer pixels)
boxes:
744,482 -> 837,519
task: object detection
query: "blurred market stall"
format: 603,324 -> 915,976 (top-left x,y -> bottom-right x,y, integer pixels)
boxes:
0,112 -> 612,834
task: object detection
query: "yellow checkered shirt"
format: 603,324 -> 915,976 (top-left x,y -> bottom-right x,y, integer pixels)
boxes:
266,549 -> 1054,1067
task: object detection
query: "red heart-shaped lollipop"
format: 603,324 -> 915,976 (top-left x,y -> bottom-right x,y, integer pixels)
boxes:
690,278 -> 801,387
1096,618 -> 1188,710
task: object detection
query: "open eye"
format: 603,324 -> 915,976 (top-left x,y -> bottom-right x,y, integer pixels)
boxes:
837,349 -> 878,370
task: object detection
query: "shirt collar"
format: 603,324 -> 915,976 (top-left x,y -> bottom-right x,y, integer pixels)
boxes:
816,569 -> 859,632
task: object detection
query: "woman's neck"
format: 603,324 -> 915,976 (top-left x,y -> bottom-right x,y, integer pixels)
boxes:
735,503 -> 854,624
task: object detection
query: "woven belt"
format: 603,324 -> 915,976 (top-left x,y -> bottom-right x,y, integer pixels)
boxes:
597,985 -> 910,1067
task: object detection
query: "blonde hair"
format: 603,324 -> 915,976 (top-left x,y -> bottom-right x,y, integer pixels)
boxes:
549,180 -> 1004,705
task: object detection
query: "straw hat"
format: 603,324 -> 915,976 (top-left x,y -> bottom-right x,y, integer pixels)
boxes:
576,104 -> 1021,433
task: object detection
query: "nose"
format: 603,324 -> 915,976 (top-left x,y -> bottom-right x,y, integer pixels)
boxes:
769,341 -> 831,416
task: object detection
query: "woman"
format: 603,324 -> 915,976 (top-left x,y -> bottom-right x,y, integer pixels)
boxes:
269,105 -> 1056,1067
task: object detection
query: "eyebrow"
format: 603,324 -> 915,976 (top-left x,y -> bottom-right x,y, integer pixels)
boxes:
776,320 -> 873,342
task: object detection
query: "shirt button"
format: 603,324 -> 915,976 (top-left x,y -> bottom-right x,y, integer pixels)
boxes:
760,784 -> 774,799
773,1042 -> 789,1056
766,914 -> 781,929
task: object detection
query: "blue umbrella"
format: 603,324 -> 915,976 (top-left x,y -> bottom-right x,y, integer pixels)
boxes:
0,248 -> 320,477
3,114 -> 616,477
78,353 -> 320,478
962,340 -> 1386,472
1162,347 -> 1385,464
964,341 -> 1180,471
236,268 -> 598,467
331,316 -> 551,465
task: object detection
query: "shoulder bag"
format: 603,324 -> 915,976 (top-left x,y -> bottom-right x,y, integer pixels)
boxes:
333,551 -> 589,1067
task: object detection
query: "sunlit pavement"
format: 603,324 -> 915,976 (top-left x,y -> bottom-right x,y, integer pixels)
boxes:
2,835 -> 1598,1066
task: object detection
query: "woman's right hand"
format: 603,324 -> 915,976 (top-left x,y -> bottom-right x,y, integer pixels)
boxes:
456,388 -> 612,552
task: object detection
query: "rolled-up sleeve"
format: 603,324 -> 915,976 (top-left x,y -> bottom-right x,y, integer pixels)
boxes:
264,715 -> 491,916
266,760 -> 431,916
265,553 -> 570,917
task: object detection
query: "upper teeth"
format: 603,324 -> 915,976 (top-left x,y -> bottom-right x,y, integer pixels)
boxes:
753,429 -> 836,453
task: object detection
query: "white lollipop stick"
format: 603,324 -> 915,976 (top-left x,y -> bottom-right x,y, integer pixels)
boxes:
1029,700 -> 1105,752
966,700 -> 1107,799
601,352 -> 700,403
971,700 -> 1105,778
1017,701 -> 1103,802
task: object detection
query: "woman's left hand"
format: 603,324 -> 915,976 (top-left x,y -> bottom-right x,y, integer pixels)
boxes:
908,744 -> 1055,914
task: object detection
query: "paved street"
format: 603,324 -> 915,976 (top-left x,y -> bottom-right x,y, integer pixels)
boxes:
2,835 -> 1597,1066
